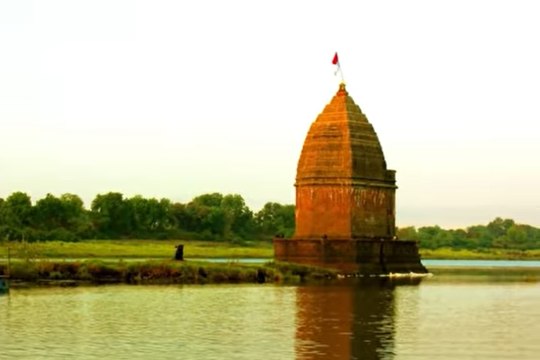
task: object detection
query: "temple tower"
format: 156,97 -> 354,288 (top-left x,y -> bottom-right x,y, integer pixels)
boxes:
274,83 -> 426,274
295,83 -> 396,240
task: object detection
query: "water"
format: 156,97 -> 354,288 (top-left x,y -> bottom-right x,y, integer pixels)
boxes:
1,271 -> 539,359
2,258 -> 540,268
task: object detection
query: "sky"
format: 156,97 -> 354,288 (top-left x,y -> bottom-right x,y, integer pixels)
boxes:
1,0 -> 539,229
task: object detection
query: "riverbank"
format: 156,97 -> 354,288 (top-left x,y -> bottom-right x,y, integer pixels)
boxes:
0,259 -> 339,287
1,240 -> 539,261
2,257 -> 539,288
420,247 -> 540,260
0,240 -> 273,260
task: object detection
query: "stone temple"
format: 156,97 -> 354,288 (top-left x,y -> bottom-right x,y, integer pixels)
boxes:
274,83 -> 427,274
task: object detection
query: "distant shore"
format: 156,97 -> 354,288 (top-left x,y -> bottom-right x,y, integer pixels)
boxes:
420,247 -> 540,260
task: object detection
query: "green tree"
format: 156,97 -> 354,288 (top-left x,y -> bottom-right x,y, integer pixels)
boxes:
221,194 -> 254,240
487,217 -> 515,238
254,202 -> 295,239
396,226 -> 418,240
0,192 -> 33,240
191,193 -> 224,208
449,229 -> 468,248
417,226 -> 444,249
506,224 -> 528,250
60,193 -> 92,239
184,198 -> 225,239
91,192 -> 133,237
34,194 -> 65,230
169,202 -> 190,230
127,195 -> 173,237
179,193 -> 256,240
466,225 -> 492,248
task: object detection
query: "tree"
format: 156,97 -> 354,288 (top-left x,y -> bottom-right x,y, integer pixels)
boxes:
33,193 -> 82,241
184,193 -> 225,237
487,217 -> 515,238
506,224 -> 528,250
60,193 -> 92,239
91,192 -> 133,237
34,194 -> 65,230
396,226 -> 418,240
466,225 -> 492,248
221,194 -> 254,240
0,192 -> 33,240
127,195 -> 173,237
417,226 -> 444,249
179,193 -> 256,240
254,202 -> 295,239
191,193 -> 224,208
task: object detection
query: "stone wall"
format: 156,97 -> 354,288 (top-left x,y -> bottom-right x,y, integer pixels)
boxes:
274,238 -> 427,274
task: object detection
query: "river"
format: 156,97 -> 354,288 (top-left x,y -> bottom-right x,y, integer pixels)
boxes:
1,267 -> 539,359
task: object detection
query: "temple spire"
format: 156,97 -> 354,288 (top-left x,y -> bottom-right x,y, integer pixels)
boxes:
273,80 -> 427,275
337,82 -> 347,96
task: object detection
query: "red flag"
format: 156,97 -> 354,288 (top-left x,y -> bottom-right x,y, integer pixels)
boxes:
332,52 -> 339,65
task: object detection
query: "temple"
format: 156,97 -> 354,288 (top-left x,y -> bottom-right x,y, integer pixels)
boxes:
274,83 -> 427,274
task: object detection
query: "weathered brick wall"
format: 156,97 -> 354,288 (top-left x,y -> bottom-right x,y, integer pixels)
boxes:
273,238 -> 426,274
294,184 -> 395,239
350,186 -> 396,238
295,186 -> 352,238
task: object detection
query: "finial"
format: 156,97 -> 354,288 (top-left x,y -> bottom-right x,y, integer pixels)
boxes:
337,82 -> 348,96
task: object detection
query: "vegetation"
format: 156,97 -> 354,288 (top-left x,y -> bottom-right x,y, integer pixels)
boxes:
0,191 -> 294,243
0,191 -> 538,257
2,239 -> 539,261
398,217 -> 540,251
0,259 -> 337,285
420,247 -> 540,260
0,240 -> 273,260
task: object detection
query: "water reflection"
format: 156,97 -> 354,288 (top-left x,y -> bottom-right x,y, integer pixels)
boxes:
2,274 -> 539,359
295,278 -> 422,360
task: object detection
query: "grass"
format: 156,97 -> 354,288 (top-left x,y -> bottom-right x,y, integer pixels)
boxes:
420,247 -> 540,260
2,240 -> 538,286
1,240 -> 538,262
0,259 -> 337,286
0,239 -> 274,260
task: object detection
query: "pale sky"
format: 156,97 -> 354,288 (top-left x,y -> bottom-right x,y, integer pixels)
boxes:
1,0 -> 539,228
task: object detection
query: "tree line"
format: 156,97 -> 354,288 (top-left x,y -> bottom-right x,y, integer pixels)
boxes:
0,191 -> 538,250
0,192 -> 294,243
398,217 -> 540,251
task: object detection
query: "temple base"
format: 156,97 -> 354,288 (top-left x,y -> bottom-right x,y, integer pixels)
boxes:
273,238 -> 428,275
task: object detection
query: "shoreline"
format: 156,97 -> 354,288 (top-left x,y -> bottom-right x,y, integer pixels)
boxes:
0,259 -> 339,288
2,258 -> 540,289
1,239 -> 539,262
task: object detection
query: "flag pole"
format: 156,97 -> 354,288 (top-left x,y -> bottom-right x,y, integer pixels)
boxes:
339,63 -> 345,84
332,52 -> 345,84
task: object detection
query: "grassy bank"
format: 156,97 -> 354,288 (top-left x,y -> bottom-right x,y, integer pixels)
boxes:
0,240 -> 273,260
0,259 -> 336,286
1,240 -> 539,262
420,247 -> 540,260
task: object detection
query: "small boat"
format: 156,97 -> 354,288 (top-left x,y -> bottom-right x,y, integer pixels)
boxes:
0,275 -> 9,294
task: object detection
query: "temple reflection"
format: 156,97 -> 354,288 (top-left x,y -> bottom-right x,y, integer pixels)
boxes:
295,278 -> 422,360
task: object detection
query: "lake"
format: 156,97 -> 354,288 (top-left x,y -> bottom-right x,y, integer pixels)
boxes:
1,267 -> 539,359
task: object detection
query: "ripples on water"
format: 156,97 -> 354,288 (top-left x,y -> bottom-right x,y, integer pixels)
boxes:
1,274 -> 539,359
1,285 -> 297,360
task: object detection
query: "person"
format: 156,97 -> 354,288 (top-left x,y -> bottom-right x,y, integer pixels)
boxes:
174,244 -> 184,261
